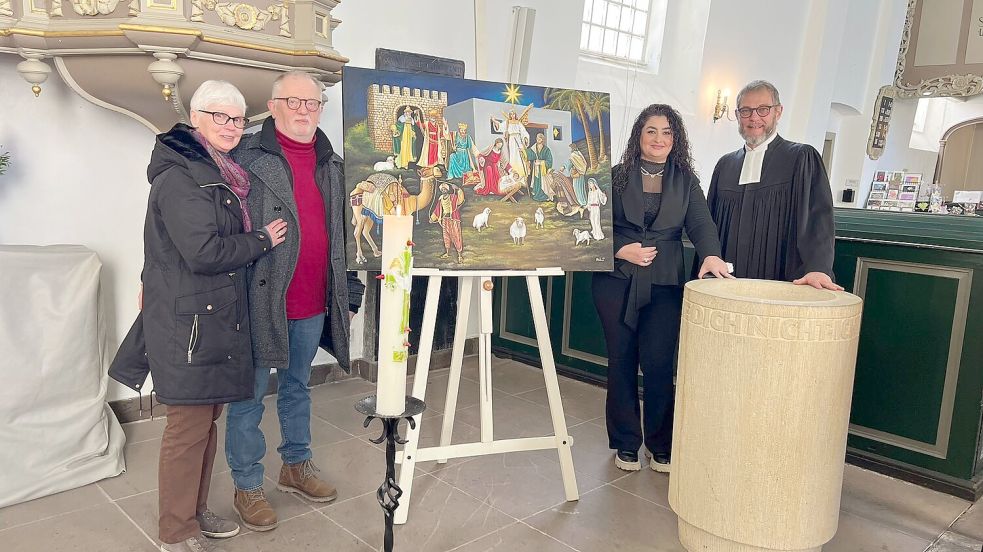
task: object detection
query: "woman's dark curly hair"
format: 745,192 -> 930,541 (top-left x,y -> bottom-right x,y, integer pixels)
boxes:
614,103 -> 696,193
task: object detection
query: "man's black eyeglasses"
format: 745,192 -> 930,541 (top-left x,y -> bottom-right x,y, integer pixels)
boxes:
273,97 -> 323,111
736,105 -> 780,118
198,110 -> 247,129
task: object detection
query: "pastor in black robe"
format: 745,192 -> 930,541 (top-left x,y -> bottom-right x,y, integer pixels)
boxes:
707,134 -> 835,281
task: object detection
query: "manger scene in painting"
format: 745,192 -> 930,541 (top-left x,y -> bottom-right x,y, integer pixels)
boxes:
342,67 -> 613,271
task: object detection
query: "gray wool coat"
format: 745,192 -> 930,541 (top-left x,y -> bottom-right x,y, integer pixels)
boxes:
233,118 -> 365,372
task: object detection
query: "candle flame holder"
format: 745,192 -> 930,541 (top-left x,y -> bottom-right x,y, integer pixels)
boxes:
355,395 -> 426,552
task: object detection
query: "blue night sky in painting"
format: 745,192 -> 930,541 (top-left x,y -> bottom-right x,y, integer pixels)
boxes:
341,66 -> 608,143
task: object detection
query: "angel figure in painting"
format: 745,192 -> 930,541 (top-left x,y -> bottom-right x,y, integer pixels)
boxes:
500,104 -> 533,187
429,182 -> 466,262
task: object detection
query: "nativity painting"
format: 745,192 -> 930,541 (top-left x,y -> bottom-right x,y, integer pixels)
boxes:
342,67 -> 613,271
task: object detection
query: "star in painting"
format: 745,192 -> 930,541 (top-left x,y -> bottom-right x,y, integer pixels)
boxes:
503,83 -> 522,104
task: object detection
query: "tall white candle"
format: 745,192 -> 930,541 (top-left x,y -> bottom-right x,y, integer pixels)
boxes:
376,210 -> 414,416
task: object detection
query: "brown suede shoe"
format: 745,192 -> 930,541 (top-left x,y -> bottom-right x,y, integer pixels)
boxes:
277,460 -> 338,503
233,487 -> 278,532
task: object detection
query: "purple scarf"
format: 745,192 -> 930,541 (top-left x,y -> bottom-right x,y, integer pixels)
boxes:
193,130 -> 252,232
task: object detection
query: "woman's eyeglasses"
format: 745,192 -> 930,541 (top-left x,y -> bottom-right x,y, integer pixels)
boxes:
198,110 -> 247,129
736,105 -> 780,118
273,97 -> 323,111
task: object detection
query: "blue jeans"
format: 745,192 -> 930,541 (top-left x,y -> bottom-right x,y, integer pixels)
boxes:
225,313 -> 325,490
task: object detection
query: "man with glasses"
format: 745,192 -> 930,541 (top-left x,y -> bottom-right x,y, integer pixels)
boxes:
707,80 -> 842,290
225,71 -> 365,532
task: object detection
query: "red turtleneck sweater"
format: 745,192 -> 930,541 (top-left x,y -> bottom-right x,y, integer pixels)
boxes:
277,128 -> 328,320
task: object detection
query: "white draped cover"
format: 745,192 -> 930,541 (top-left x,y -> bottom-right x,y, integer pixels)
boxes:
0,245 -> 125,508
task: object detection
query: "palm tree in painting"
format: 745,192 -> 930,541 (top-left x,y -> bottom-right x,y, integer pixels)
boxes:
544,88 -> 598,170
585,92 -> 610,163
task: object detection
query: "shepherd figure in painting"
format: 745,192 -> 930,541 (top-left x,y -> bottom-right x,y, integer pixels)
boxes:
430,182 -> 466,262
527,133 -> 553,201
566,144 -> 589,206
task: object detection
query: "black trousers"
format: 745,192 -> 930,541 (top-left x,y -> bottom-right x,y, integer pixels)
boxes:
592,273 -> 683,455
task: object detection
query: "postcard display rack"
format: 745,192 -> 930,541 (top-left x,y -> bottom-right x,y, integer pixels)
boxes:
865,171 -> 923,212
392,267 -> 580,524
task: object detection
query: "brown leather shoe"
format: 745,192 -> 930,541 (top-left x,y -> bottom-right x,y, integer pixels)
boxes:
233,487 -> 278,532
277,460 -> 338,503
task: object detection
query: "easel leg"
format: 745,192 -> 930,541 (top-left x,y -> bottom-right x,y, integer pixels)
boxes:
478,276 -> 495,443
526,275 -> 579,501
438,276 -> 474,462
393,275 -> 442,525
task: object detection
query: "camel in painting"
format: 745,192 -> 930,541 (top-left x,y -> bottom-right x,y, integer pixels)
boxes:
350,167 -> 438,264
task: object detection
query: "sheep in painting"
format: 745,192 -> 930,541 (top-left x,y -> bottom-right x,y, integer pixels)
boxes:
510,217 -> 527,245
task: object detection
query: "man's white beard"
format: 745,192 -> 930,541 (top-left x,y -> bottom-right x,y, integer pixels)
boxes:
740,124 -> 776,148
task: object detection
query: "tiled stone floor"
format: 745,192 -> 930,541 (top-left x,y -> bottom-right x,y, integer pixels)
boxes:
1,356 -> 980,551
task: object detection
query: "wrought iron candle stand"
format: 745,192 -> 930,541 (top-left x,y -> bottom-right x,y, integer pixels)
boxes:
355,395 -> 426,552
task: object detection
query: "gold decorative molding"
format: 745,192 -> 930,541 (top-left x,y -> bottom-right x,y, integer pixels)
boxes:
894,0 -> 983,98
51,0 -> 63,16
71,0 -> 121,16
191,0 -> 290,37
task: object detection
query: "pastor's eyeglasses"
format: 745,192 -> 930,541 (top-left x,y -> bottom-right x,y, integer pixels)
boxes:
736,105 -> 780,118
273,97 -> 323,111
198,110 -> 247,129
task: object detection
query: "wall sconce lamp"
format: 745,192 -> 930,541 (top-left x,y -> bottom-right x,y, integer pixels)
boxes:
713,89 -> 733,122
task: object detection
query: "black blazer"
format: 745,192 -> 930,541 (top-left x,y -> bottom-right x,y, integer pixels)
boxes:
609,161 -> 721,328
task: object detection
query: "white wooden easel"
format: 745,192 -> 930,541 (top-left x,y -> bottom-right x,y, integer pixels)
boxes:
393,267 -> 579,524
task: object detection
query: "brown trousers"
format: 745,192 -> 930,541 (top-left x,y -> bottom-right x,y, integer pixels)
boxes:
158,404 -> 223,544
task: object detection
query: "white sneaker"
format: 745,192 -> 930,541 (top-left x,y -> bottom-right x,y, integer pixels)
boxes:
614,450 -> 641,471
650,453 -> 671,473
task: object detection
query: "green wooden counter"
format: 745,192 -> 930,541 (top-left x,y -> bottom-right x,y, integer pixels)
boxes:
492,208 -> 983,499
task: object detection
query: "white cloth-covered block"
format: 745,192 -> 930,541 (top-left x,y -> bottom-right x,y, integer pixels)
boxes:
0,245 -> 125,508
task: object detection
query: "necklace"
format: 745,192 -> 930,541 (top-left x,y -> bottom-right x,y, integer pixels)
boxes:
640,166 -> 664,177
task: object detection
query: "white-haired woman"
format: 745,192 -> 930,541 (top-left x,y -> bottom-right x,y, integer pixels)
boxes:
110,80 -> 287,552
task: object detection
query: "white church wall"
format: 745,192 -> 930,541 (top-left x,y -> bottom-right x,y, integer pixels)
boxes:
0,58 -> 153,402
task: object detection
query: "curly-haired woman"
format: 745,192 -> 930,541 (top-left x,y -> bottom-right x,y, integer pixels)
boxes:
593,104 -> 732,473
